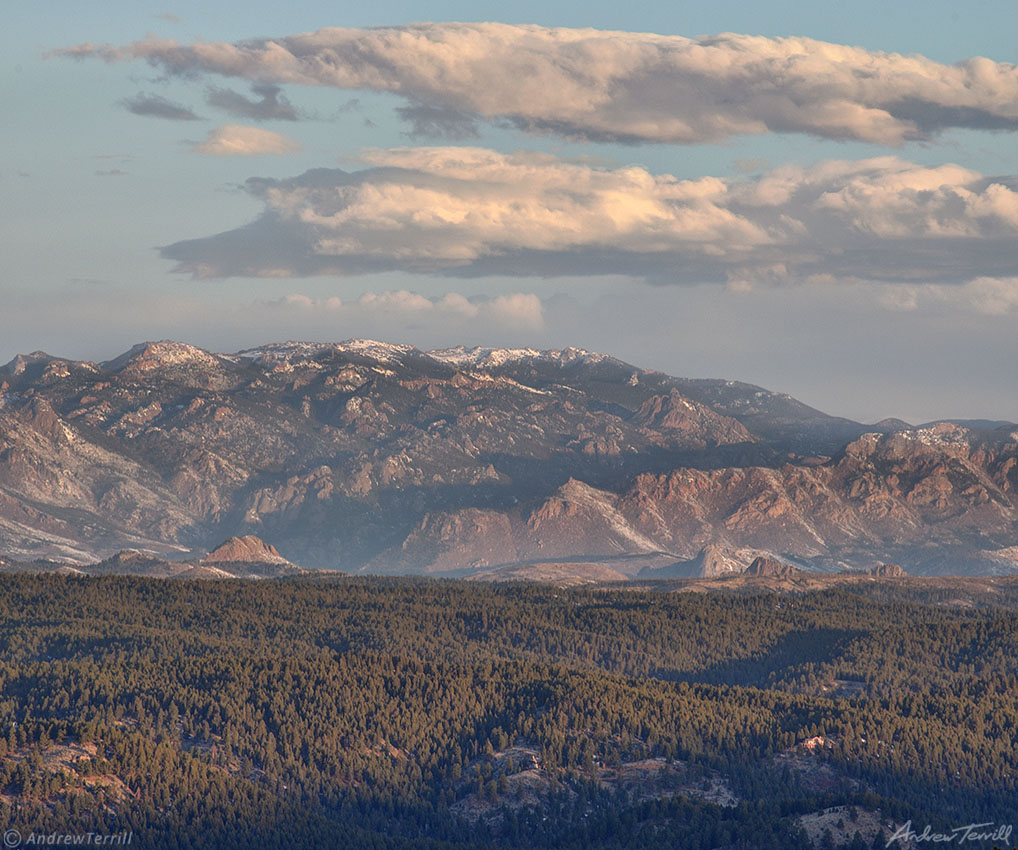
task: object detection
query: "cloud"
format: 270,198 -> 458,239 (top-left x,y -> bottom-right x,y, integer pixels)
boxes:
94,169 -> 129,177
120,92 -> 200,121
486,293 -> 544,327
268,289 -> 543,329
159,147 -> 1018,286
206,83 -> 300,121
56,24 -> 1018,145
395,102 -> 479,140
193,124 -> 300,155
876,276 -> 1018,315
962,277 -> 1018,314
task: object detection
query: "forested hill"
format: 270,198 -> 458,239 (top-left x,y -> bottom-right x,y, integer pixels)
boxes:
1,574 -> 1016,848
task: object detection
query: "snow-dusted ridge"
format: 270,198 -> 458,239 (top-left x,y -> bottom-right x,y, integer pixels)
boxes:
65,339 -> 618,375
237,339 -> 418,366
234,339 -> 612,370
102,340 -> 225,372
233,341 -> 341,360
427,345 -> 609,369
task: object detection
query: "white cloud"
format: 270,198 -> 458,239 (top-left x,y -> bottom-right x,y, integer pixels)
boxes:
160,147 -> 1018,286
193,124 -> 299,156
56,24 -> 1018,144
962,277 -> 1018,314
280,293 -> 316,308
877,276 -> 1018,315
357,290 -> 435,312
270,289 -> 543,329
487,293 -> 543,327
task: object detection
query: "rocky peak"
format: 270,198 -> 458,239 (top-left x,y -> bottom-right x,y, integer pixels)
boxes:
872,418 -> 913,432
18,396 -> 67,443
202,535 -> 291,565
654,544 -> 757,578
104,341 -> 222,373
333,339 -> 417,365
3,351 -> 57,377
844,432 -> 883,459
697,544 -> 752,577
746,556 -> 799,577
633,389 -> 753,444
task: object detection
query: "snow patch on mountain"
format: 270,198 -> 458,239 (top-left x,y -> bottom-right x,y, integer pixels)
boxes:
427,345 -> 608,369
234,340 -> 614,372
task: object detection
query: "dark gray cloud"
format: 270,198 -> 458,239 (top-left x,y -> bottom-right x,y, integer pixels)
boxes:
158,147 -> 1018,291
59,24 -> 1018,145
395,102 -> 479,139
120,92 -> 200,120
205,83 -> 300,121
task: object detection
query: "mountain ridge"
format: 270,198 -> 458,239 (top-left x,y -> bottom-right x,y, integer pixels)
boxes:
1,339 -> 1017,576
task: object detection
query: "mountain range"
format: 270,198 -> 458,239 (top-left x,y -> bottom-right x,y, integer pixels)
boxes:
2,339 -> 1017,577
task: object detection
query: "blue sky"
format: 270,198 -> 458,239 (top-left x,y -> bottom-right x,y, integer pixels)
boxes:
3,1 -> 1018,422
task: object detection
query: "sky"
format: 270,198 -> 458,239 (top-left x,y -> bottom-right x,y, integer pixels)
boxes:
3,0 -> 1018,424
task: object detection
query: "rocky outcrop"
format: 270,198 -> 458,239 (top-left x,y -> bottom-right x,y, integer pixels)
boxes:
202,535 -> 291,565
745,556 -> 800,577
91,551 -> 181,576
633,390 -> 753,447
366,509 -> 518,575
650,544 -> 757,578
870,563 -> 906,577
